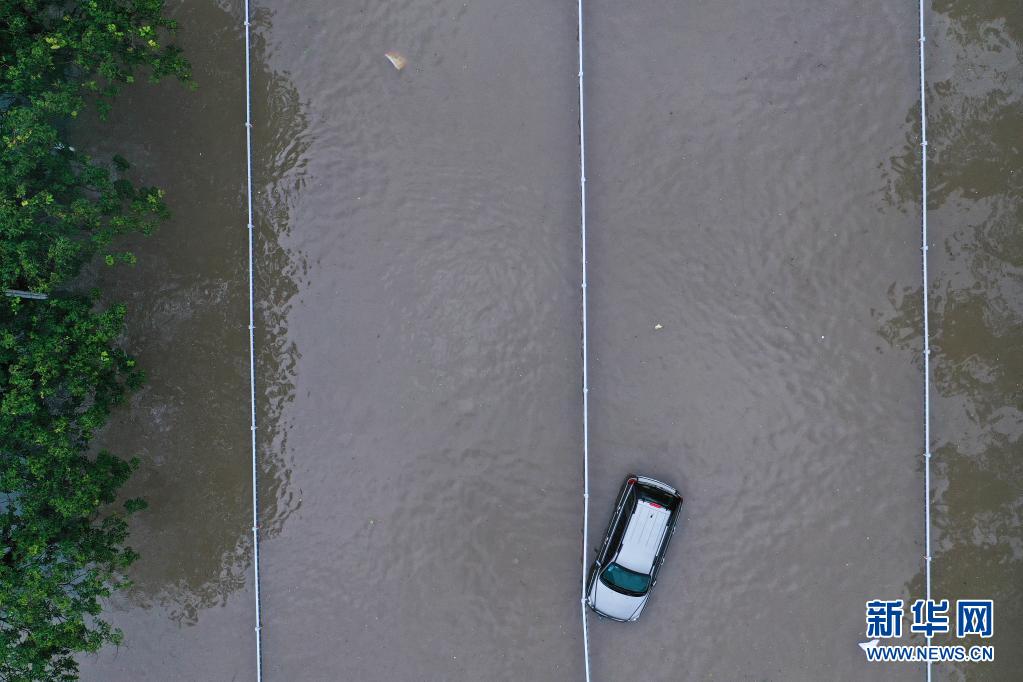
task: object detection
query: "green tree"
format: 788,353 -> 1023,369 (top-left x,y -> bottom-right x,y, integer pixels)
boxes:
1,0 -> 190,117
1,1 -> 190,678
0,103 -> 169,294
0,297 -> 144,681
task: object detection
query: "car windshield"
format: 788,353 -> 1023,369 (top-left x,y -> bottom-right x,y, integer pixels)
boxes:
600,563 -> 651,595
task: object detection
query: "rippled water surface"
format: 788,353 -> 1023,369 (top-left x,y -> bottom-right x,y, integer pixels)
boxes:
75,1 -> 1019,680
920,4 -> 1022,680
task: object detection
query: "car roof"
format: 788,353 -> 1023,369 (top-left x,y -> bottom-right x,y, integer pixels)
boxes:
614,499 -> 671,574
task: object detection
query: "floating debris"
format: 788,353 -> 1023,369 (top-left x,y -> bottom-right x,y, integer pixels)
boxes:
654,323 -> 663,330
384,51 -> 407,71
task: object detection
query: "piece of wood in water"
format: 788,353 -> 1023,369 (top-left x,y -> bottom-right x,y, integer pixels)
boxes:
4,289 -> 48,300
385,51 -> 407,71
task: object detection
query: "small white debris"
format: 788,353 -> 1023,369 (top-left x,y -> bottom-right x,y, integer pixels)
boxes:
654,323 -> 663,330
385,51 -> 407,71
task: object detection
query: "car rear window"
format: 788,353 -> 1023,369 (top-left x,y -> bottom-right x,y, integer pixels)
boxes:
637,486 -> 679,510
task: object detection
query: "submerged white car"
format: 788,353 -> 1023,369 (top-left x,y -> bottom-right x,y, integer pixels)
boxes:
586,474 -> 683,622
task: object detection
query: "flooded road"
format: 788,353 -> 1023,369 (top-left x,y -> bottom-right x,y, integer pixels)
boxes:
74,2 -> 258,679
74,0 -> 1019,680
583,1 -> 922,680
919,3 -> 1022,680
254,1 -> 583,678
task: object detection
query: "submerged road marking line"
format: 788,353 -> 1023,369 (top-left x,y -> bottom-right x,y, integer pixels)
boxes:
918,2 -> 932,681
243,1 -> 264,680
577,0 -> 592,680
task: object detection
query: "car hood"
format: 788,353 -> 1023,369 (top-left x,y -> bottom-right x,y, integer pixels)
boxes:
588,577 -> 647,621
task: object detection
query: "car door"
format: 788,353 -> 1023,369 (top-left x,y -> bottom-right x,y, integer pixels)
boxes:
648,504 -> 680,586
597,482 -> 636,569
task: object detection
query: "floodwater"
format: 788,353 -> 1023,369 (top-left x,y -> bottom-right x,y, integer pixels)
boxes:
917,4 -> 1022,680
75,1 -> 1019,680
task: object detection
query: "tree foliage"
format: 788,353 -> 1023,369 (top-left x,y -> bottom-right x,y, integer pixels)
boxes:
1,103 -> 170,294
1,0 -> 190,116
0,2 -> 189,679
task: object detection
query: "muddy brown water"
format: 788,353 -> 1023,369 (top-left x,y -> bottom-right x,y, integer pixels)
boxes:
74,1 -> 1019,680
